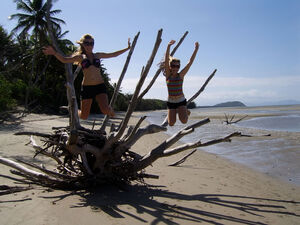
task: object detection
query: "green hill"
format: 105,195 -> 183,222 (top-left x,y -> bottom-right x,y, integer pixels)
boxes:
213,101 -> 246,107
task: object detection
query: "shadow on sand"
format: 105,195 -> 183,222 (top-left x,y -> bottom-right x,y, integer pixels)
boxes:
42,184 -> 300,225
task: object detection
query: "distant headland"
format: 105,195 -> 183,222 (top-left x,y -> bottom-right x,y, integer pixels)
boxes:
198,101 -> 246,108
213,101 -> 246,107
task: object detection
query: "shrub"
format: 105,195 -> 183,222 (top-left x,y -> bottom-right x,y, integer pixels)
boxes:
0,74 -> 16,111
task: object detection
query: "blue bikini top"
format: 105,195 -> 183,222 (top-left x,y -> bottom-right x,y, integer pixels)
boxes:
81,55 -> 101,69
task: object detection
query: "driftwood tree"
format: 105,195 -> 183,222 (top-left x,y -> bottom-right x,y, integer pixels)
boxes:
0,0 -> 242,191
223,114 -> 248,125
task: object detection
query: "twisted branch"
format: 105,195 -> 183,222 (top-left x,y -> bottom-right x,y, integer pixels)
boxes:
111,29 -> 163,143
99,32 -> 140,132
46,0 -> 80,130
163,132 -> 241,157
133,118 -> 210,171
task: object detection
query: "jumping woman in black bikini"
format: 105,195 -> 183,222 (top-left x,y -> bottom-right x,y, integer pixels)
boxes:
43,34 -> 131,119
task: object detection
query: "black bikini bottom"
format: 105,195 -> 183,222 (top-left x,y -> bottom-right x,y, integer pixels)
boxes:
167,99 -> 187,109
81,83 -> 107,100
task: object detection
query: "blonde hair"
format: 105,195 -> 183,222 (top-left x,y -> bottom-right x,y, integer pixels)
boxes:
158,56 -> 180,75
72,34 -> 94,65
74,34 -> 94,55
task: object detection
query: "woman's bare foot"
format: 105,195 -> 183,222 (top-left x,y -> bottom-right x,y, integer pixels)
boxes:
108,106 -> 115,117
187,109 -> 191,116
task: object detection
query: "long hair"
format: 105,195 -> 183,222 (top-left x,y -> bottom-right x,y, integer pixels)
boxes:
74,34 -> 94,55
158,56 -> 180,76
72,34 -> 94,65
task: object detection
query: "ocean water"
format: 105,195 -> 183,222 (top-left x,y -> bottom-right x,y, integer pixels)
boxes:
236,115 -> 300,132
145,105 -> 300,186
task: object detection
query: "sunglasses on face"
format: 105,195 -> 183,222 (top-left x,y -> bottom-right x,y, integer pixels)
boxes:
83,41 -> 94,46
171,64 -> 180,68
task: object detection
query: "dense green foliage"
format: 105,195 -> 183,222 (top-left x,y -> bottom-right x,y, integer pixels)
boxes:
0,74 -> 16,110
0,23 -> 170,113
0,26 -> 20,111
0,0 -> 196,113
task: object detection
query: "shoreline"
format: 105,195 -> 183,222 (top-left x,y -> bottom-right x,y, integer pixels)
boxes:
0,111 -> 300,225
145,105 -> 300,186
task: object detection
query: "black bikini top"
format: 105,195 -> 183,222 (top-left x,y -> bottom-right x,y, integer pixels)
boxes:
81,56 -> 101,69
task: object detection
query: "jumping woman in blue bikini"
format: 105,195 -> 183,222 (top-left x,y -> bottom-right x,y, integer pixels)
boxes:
43,34 -> 130,119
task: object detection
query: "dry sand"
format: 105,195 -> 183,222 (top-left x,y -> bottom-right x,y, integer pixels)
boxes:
0,111 -> 299,225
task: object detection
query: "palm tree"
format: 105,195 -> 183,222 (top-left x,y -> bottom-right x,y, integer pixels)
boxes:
9,0 -> 66,110
9,0 -> 65,45
41,29 -> 73,89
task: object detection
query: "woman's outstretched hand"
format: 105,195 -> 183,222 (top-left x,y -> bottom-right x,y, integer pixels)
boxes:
195,42 -> 199,49
127,38 -> 131,49
42,46 -> 56,55
168,40 -> 176,46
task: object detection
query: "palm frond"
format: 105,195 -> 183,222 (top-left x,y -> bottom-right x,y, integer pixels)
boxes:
16,1 -> 33,14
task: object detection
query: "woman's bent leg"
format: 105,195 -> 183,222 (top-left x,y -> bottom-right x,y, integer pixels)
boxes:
168,109 -> 177,126
79,98 -> 93,120
178,105 -> 188,124
95,93 -> 115,117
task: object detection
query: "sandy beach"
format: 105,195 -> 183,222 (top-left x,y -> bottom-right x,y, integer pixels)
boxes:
0,110 -> 300,225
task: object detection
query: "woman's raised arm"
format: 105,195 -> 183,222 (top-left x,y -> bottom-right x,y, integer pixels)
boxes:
179,42 -> 199,78
164,40 -> 176,78
97,38 -> 131,59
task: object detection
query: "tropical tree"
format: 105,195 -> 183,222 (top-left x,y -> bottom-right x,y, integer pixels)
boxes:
9,0 -> 65,45
9,0 -> 66,110
0,27 -> 13,69
0,26 -> 21,111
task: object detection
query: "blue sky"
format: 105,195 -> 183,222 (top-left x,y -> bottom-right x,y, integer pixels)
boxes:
1,0 -> 299,106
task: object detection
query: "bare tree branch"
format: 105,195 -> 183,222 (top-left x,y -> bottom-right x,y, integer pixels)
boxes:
73,65 -> 82,81
169,149 -> 197,166
123,116 -> 147,142
187,69 -> 217,105
0,157 -> 63,184
123,123 -> 167,148
110,29 -> 163,143
29,136 -> 63,164
14,131 -> 51,138
162,132 -> 241,157
15,159 -> 77,180
99,32 -> 140,132
132,118 -> 210,171
166,118 -> 210,147
168,149 -> 197,166
46,0 -> 80,130
224,114 -> 248,125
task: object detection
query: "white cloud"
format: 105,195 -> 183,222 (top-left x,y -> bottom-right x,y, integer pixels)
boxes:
185,75 -> 300,88
112,75 -> 300,105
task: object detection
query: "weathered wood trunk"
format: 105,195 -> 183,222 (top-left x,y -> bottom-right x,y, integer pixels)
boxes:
0,0 -> 244,190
